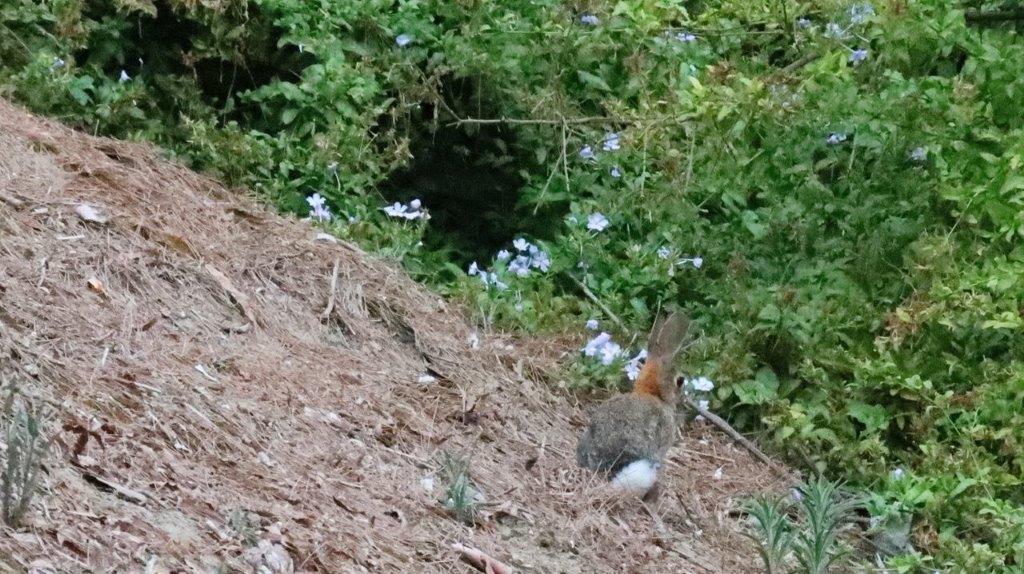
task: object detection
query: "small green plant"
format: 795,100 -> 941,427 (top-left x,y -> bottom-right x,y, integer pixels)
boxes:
745,495 -> 795,574
1,383 -> 49,527
227,508 -> 259,547
746,477 -> 859,574
440,452 -> 480,526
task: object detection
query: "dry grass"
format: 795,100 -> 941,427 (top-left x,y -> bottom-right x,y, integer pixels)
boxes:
0,98 -> 793,573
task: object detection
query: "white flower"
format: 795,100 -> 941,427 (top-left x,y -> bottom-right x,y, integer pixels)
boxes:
579,145 -> 596,161
891,467 -> 905,480
909,147 -> 927,162
513,238 -> 530,252
51,57 -> 66,70
395,34 -> 412,47
675,31 -> 697,42
587,213 -> 610,232
698,399 -> 709,410
689,376 -> 715,392
610,166 -> 622,178
580,14 -> 600,25
410,198 -> 422,209
496,249 -> 512,261
585,319 -> 599,330
658,246 -> 672,259
796,17 -> 812,28
468,262 -> 480,276
712,467 -> 723,480
602,133 -> 620,152
791,488 -> 804,502
692,256 -> 703,269
119,70 -> 131,83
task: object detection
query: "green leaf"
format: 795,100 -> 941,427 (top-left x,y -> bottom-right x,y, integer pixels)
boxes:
734,368 -> 779,405
577,70 -> 611,92
848,402 -> 890,434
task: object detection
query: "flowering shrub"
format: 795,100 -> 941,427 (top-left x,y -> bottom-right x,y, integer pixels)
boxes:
5,0 -> 1024,567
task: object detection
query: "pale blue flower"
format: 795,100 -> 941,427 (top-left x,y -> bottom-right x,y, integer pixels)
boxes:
698,399 -> 709,410
602,132 -> 620,152
395,34 -> 413,47
586,319 -> 599,330
51,57 -> 66,70
599,341 -> 623,365
674,31 -> 697,42
306,194 -> 332,221
509,256 -> 532,277
797,17 -> 812,28
625,349 -> 647,380
580,14 -> 600,25
824,22 -> 848,39
657,246 -> 672,259
119,70 -> 131,83
689,376 -> 715,392
849,48 -> 869,65
579,145 -> 596,160
513,238 -> 530,252
530,250 -> 551,272
677,256 -> 703,268
587,212 -> 610,232
849,3 -> 875,24
583,332 -> 613,357
611,166 -> 622,178
791,488 -> 804,502
306,193 -> 327,211
382,200 -> 425,220
468,262 -> 480,276
826,132 -> 848,145
891,467 -> 905,480
909,147 -> 927,162
496,249 -> 512,261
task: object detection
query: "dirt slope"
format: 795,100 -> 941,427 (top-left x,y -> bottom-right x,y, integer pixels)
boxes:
0,99 -> 790,573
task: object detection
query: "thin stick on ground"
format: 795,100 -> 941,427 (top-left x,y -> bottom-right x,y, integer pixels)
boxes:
321,257 -> 341,321
684,396 -> 790,478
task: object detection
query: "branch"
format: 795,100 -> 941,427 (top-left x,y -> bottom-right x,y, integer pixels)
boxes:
965,8 -> 1024,23
447,115 -> 615,127
683,396 -> 791,478
452,543 -> 513,574
568,275 -> 628,332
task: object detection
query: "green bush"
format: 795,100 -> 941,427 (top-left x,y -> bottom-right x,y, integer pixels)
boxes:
4,0 -> 1024,568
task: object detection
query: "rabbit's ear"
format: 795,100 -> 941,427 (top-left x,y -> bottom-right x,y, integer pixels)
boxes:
647,310 -> 690,363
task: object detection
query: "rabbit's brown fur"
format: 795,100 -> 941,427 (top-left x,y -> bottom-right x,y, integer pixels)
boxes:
577,311 -> 690,475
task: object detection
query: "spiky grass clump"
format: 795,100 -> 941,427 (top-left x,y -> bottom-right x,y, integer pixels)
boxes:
440,452 -> 480,526
745,477 -> 860,574
1,383 -> 49,527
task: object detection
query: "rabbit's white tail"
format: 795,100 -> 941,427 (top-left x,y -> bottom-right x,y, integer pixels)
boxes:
611,459 -> 660,492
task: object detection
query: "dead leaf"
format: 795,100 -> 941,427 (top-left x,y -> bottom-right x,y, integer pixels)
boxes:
74,203 -> 110,224
204,263 -> 260,327
87,277 -> 108,298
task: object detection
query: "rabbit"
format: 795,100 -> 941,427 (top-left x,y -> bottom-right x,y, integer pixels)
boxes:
576,310 -> 690,494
